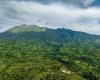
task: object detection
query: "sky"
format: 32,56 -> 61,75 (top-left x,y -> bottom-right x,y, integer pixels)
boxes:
0,0 -> 100,35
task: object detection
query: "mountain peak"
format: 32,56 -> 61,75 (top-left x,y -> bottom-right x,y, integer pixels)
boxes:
7,24 -> 47,33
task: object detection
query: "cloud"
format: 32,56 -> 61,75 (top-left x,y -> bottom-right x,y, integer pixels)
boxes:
0,0 -> 100,35
83,0 -> 95,6
1,0 -> 96,7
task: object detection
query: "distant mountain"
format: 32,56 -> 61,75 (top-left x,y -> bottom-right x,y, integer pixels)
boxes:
0,24 -> 100,42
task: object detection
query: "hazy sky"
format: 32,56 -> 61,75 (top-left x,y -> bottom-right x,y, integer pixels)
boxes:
0,0 -> 100,35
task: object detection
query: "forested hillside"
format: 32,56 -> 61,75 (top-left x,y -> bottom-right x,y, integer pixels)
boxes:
0,25 -> 100,80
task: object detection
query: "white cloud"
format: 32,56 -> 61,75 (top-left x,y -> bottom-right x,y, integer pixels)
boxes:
0,1 -> 100,35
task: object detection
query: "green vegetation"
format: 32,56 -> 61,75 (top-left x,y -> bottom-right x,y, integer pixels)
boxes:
0,25 -> 100,80
7,24 -> 46,33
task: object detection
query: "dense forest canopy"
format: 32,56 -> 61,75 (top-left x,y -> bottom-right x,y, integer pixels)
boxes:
0,25 -> 100,80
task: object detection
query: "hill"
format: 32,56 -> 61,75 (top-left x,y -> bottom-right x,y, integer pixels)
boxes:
7,24 -> 46,33
0,24 -> 100,80
1,24 -> 100,42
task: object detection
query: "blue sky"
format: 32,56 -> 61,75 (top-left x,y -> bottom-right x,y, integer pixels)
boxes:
0,0 -> 100,35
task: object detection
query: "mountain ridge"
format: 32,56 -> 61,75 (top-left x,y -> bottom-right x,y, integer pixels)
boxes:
0,24 -> 99,42
5,24 -> 100,36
